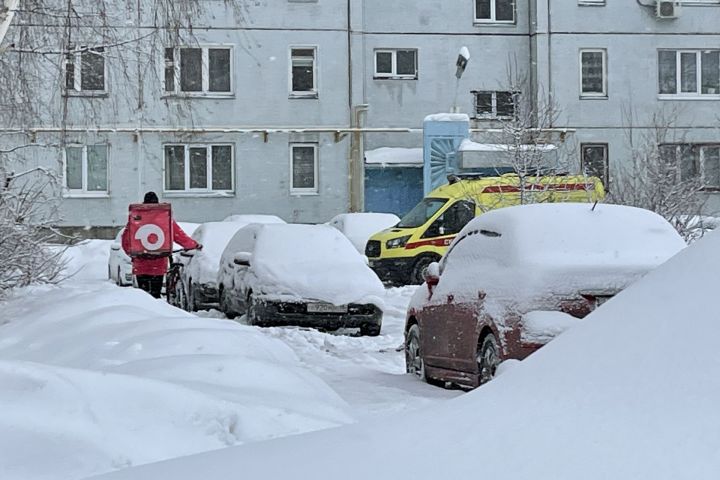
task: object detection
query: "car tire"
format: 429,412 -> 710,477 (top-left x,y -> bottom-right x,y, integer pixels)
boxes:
108,265 -> 112,281
409,254 -> 440,285
246,294 -> 259,326
360,323 -> 381,337
116,267 -> 123,287
477,333 -> 501,385
219,286 -> 237,319
405,324 -> 426,381
175,283 -> 188,311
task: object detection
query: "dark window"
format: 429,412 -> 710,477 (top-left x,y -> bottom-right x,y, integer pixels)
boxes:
164,144 -> 234,192
291,48 -> 316,93
212,146 -> 233,190
209,48 -> 231,92
180,48 -> 202,92
374,49 -> 417,79
164,48 -> 175,92
423,200 -> 476,238
189,147 -> 208,189
475,0 -> 514,22
580,50 -> 606,96
164,145 -> 186,191
581,144 -> 609,188
291,145 -> 317,191
472,90 -> 517,118
396,50 -> 417,76
65,45 -> 105,92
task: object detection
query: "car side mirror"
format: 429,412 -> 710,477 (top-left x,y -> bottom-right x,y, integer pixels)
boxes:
233,252 -> 252,267
110,245 -> 120,251
423,261 -> 441,287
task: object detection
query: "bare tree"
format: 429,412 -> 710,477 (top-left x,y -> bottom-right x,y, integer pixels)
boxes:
0,0 -> 248,291
609,107 -> 708,241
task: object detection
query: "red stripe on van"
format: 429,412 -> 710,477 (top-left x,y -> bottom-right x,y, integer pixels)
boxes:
481,183 -> 591,194
405,237 -> 456,250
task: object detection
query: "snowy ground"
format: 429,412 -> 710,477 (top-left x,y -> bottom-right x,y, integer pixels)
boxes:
0,240 -> 458,480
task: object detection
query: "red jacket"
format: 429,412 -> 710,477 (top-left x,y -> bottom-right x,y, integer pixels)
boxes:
122,220 -> 199,276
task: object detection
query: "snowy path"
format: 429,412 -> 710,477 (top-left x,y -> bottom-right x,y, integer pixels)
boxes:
197,286 -> 460,420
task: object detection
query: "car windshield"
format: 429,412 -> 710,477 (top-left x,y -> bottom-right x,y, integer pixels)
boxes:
397,198 -> 447,228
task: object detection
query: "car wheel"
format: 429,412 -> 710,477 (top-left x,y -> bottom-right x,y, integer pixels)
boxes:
360,323 -> 381,337
116,267 -> 123,286
187,281 -> 197,312
108,265 -> 112,281
477,333 -> 501,385
175,283 -> 188,311
409,255 -> 440,285
219,286 -> 237,319
405,324 -> 426,380
246,294 -> 258,326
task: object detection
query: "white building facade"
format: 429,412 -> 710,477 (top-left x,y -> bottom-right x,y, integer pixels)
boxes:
1,0 -> 719,233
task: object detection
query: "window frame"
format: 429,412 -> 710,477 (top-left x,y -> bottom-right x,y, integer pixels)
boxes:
289,143 -> 319,195
659,143 -> 720,190
288,45 -> 318,98
64,45 -> 108,96
63,144 -> 110,197
373,49 -> 418,80
473,0 -> 516,24
471,90 -> 518,119
657,49 -> 720,99
164,45 -> 235,97
580,143 -> 609,188
579,48 -> 608,98
162,143 -> 235,194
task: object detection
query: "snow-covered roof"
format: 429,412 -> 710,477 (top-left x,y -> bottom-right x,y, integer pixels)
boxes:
327,212 -> 400,253
364,147 -> 423,166
423,113 -> 470,123
459,138 -> 558,152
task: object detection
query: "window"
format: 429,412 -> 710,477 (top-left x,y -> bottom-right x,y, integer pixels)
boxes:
474,0 -> 515,23
64,145 -> 109,194
290,144 -> 318,194
290,47 -> 317,97
164,46 -> 232,95
658,50 -> 720,97
374,49 -> 418,79
659,144 -> 720,189
580,49 -> 607,97
581,144 -> 609,188
472,90 -> 518,118
422,200 -> 476,238
164,144 -> 234,192
65,46 -> 106,93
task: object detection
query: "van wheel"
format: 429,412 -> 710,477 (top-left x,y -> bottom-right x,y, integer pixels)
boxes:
409,255 -> 440,285
477,333 -> 500,385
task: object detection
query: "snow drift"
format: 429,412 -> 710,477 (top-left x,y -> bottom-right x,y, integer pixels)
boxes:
91,227 -> 720,480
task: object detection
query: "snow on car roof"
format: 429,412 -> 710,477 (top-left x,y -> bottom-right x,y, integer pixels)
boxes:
221,214 -> 285,224
460,203 -> 686,268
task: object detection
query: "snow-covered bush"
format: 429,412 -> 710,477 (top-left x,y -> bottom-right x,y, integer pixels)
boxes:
0,165 -> 65,292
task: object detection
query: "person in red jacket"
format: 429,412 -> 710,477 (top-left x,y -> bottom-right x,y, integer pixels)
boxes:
121,191 -> 201,298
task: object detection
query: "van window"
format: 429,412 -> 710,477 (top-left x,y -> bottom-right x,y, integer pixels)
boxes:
397,198 -> 447,228
422,200 -> 475,238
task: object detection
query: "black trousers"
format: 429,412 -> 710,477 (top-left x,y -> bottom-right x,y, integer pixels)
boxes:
136,275 -> 164,299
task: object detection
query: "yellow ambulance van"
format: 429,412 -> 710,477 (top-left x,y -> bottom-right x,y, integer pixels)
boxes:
365,174 -> 605,285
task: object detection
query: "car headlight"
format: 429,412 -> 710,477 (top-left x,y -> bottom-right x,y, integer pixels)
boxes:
386,235 -> 411,249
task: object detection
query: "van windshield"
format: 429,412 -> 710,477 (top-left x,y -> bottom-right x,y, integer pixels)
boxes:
397,198 -> 447,228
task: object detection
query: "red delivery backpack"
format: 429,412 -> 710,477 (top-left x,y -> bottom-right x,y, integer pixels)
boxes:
126,203 -> 173,258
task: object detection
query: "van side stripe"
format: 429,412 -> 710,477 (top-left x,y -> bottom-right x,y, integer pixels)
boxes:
481,183 -> 591,194
405,237 -> 456,250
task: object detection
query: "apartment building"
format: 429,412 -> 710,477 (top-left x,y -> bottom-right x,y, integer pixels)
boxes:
1,0 -> 718,232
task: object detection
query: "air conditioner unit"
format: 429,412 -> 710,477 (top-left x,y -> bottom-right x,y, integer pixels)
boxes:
656,1 -> 680,19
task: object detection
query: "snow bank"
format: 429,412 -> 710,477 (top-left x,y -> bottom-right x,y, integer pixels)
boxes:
62,239 -> 114,281
0,277 -> 351,479
248,224 -> 385,307
89,228 -> 720,480
222,214 -> 285,224
364,147 -> 423,166
327,212 -> 400,253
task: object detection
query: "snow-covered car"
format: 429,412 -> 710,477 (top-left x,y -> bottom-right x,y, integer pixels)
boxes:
108,228 -> 133,286
223,214 -> 285,224
405,203 -> 686,388
218,223 -> 385,335
327,212 -> 400,254
169,221 -> 249,312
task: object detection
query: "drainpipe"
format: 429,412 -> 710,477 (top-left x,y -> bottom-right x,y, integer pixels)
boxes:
349,104 -> 368,213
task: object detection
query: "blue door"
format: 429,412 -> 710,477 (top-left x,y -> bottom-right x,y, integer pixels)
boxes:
364,166 -> 424,217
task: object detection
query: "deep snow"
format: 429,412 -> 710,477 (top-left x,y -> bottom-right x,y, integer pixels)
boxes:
0,239 -> 457,480
90,228 -> 720,480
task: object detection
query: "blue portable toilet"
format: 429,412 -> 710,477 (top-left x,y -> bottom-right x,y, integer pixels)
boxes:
422,113 -> 470,194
